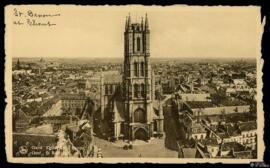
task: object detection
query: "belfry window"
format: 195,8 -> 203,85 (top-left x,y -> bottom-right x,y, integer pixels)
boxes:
134,62 -> 138,76
137,37 -> 140,51
134,84 -> 139,98
105,85 -> 108,95
141,84 -> 145,97
110,85 -> 113,94
141,62 -> 144,76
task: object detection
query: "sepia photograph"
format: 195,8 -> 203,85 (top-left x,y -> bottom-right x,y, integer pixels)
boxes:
4,5 -> 264,163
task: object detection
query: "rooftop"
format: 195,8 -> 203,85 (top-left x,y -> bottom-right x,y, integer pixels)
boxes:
186,101 -> 215,109
103,73 -> 122,84
60,93 -> 87,100
238,121 -> 257,132
201,138 -> 219,146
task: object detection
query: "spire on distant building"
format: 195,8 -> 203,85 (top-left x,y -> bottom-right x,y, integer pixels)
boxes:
16,58 -> 21,70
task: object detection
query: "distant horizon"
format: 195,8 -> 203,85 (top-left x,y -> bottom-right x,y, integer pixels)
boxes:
13,56 -> 256,60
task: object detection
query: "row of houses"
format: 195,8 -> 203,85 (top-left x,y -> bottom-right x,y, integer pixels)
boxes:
179,111 -> 256,158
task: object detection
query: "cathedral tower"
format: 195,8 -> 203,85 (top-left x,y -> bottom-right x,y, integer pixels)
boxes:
123,14 -> 155,141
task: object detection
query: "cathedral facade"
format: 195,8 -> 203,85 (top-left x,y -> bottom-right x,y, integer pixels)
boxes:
122,14 -> 163,141
89,14 -> 164,141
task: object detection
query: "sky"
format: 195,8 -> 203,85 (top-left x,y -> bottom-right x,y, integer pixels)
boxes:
5,5 -> 262,59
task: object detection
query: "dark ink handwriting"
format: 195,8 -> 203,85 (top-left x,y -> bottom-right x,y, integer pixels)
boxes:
27,19 -> 56,26
12,8 -> 60,27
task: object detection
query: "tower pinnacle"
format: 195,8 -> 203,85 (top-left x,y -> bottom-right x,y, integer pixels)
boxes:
125,16 -> 128,30
128,13 -> 131,28
141,17 -> 144,30
145,13 -> 149,30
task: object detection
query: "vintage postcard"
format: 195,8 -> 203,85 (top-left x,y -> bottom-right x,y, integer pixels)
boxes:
4,5 -> 265,163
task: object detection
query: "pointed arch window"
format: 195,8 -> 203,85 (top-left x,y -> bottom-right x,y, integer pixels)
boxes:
134,62 -> 138,76
137,37 -> 141,51
141,84 -> 145,97
105,85 -> 109,95
110,85 -> 113,94
134,108 -> 146,123
141,62 -> 144,76
134,84 -> 139,98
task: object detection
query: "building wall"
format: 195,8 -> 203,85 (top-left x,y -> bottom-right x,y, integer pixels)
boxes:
223,135 -> 242,144
179,93 -> 211,102
192,105 -> 250,116
62,99 -> 86,110
241,130 -> 257,150
191,132 -> 207,140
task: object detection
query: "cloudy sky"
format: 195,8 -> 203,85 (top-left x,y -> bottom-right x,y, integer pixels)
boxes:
5,5 -> 262,59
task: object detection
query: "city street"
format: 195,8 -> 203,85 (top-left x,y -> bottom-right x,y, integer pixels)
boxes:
94,137 -> 178,158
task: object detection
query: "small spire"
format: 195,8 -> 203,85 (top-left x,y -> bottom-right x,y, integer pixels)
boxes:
128,13 -> 131,27
141,17 -> 144,30
16,58 -> 21,70
145,13 -> 149,30
125,16 -> 128,30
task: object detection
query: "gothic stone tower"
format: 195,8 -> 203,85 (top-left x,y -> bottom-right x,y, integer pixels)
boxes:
123,14 -> 156,141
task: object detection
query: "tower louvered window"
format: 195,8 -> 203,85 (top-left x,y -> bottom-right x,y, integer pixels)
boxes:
134,62 -> 138,76
137,37 -> 140,51
141,62 -> 144,76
